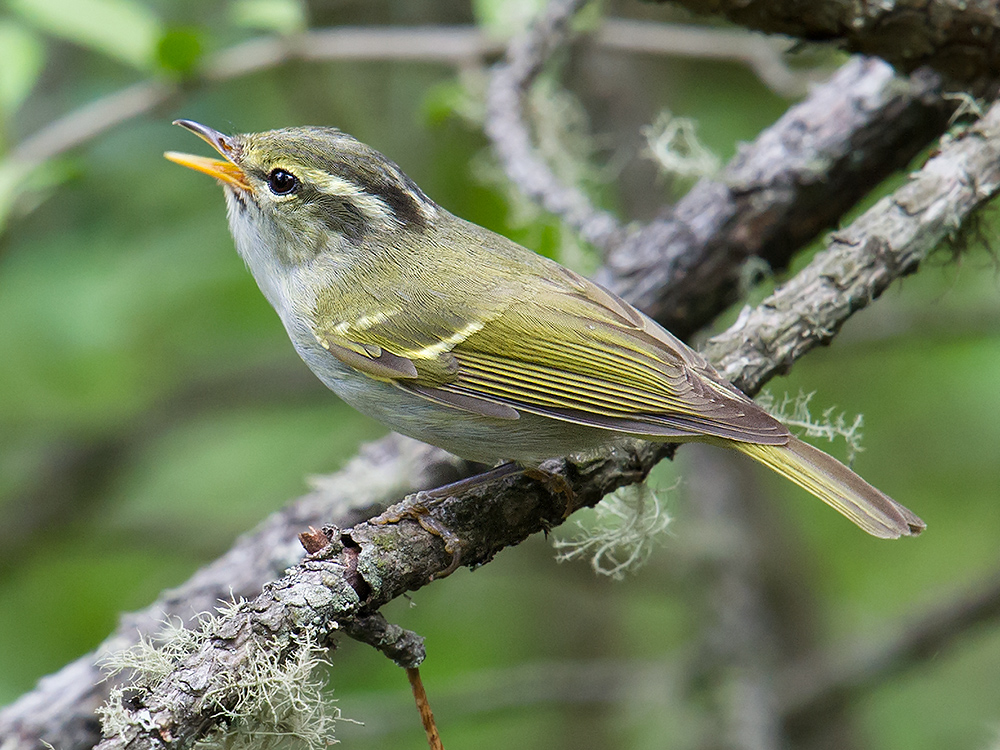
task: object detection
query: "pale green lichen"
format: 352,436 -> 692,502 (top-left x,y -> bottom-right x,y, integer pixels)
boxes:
553,482 -> 672,579
756,390 -> 865,465
98,605 -> 340,750
199,631 -> 338,750
643,110 -> 720,180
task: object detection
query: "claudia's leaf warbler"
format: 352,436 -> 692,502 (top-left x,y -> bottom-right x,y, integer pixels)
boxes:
165,120 -> 924,540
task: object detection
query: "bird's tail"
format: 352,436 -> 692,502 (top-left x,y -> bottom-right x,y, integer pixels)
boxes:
732,436 -> 925,538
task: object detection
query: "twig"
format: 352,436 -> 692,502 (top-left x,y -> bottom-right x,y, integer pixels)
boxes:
4,20 -> 817,188
90,101 -> 1000,750
595,19 -> 817,97
406,667 -> 444,750
8,82 -> 173,170
202,26 -> 502,81
341,612 -> 426,669
7,28 -> 502,175
485,0 -> 626,251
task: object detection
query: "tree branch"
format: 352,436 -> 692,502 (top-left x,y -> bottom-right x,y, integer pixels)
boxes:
0,436 -> 469,750
703,99 -> 1000,386
658,0 -> 1000,91
3,18 -> 815,231
6,28 -> 500,180
91,99 -> 1000,750
594,19 -> 817,97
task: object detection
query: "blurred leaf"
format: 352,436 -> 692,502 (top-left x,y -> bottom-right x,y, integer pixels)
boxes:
230,0 -> 306,34
155,27 -> 203,76
421,81 -> 473,127
0,157 -> 77,235
472,0 -> 547,38
8,0 -> 161,69
0,163 -> 20,232
0,21 -> 45,120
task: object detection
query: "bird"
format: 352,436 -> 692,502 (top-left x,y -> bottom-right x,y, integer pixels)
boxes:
165,120 -> 924,540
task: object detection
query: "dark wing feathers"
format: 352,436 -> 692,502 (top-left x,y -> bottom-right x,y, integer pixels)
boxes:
402,382 -> 521,420
440,317 -> 788,444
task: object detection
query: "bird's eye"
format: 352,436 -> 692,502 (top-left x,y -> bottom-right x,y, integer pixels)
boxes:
267,169 -> 298,195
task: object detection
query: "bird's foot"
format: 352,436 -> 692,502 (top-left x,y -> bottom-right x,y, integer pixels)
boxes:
370,462 -> 522,578
523,466 -> 577,518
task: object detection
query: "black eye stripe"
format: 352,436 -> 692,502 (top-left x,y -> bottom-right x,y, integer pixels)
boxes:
267,168 -> 298,195
339,170 -> 427,228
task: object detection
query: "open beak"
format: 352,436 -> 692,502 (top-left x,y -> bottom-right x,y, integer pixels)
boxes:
164,120 -> 251,191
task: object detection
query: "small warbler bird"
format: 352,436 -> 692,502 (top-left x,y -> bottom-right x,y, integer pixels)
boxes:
165,120 -> 924,539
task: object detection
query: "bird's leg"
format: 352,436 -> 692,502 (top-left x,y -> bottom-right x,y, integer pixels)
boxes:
371,460 -> 577,577
421,460 -> 523,500
522,465 -> 577,518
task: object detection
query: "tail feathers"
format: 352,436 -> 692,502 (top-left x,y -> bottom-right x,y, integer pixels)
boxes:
733,436 -> 925,539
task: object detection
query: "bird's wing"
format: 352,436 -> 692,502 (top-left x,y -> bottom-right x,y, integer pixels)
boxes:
311,256 -> 788,445
443,264 -> 788,443
309,252 -> 526,421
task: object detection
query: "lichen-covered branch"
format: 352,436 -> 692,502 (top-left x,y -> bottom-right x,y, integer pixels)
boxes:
703,99 -> 1000,387
657,0 -> 1000,92
91,100 -> 1000,750
0,438 -> 467,750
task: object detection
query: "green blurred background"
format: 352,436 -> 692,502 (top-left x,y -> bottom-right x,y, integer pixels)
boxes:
2,1 -> 999,749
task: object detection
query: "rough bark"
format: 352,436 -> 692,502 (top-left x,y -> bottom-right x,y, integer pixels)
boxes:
656,0 -> 1000,91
